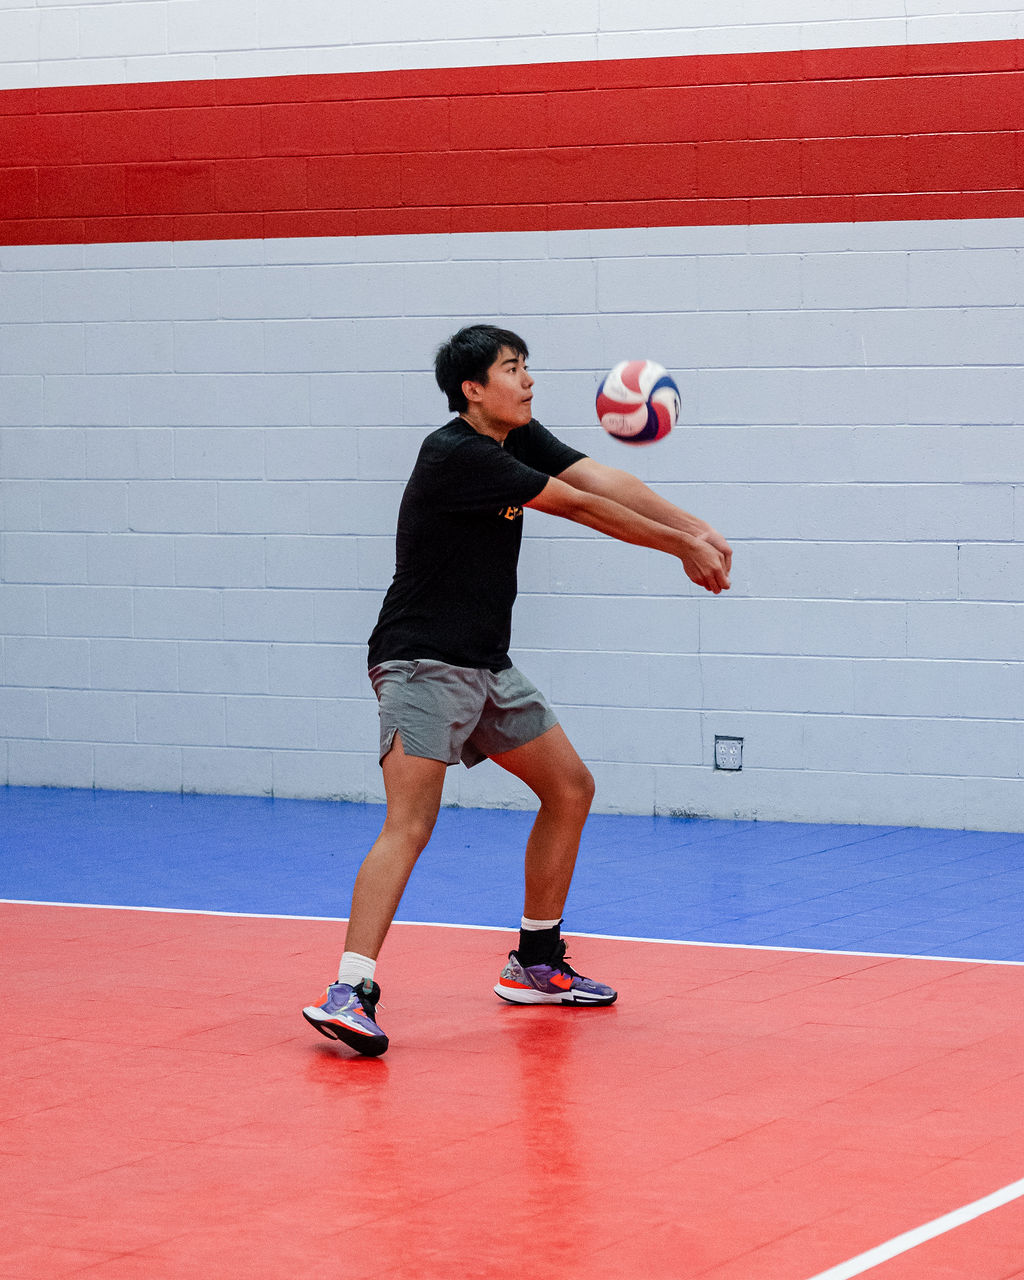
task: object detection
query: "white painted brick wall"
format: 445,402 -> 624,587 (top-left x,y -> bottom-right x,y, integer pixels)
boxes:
92,639 -> 178,691
179,744 -> 272,796
4,0 -> 1021,89
2,9 -> 1023,828
0,687 -> 47,739
46,585 -> 133,637
135,691 -> 225,745
220,588 -> 315,642
8,741 -> 95,789
132,586 -> 222,639
907,602 -> 1024,661
4,533 -> 89,584
5,636 -> 91,687
86,534 -> 176,586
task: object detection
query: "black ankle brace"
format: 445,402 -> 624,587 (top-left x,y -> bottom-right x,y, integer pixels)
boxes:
516,923 -> 561,966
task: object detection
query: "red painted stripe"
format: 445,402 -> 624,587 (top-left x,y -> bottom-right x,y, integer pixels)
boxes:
1,39 -> 1022,245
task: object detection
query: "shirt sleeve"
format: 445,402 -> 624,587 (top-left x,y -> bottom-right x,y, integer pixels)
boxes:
427,434 -> 552,514
505,420 -> 587,477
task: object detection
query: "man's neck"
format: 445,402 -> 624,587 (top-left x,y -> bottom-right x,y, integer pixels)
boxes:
459,410 -> 510,444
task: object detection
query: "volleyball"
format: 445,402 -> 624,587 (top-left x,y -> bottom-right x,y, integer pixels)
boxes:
596,360 -> 680,445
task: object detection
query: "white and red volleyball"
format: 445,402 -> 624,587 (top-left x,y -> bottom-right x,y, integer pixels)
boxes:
595,360 -> 680,444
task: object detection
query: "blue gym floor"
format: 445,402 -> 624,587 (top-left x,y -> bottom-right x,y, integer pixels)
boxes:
3,785 -> 1023,963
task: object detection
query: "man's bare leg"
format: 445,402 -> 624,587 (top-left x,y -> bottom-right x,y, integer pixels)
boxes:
303,734 -> 446,1054
342,732 -> 448,960
490,724 -> 615,1004
490,723 -> 595,920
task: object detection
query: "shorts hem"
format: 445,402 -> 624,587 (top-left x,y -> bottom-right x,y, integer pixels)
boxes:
379,726 -> 456,768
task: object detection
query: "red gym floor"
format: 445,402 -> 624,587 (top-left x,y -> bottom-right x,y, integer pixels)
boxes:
4,901 -> 1023,1280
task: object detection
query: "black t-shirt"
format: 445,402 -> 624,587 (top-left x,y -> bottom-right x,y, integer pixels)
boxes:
367,418 -> 586,671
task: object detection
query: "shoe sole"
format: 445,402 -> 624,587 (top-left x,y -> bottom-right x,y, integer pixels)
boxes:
493,984 -> 617,1006
302,1009 -> 389,1056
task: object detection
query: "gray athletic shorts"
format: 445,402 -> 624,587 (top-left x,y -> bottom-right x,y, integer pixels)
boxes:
369,659 -> 559,768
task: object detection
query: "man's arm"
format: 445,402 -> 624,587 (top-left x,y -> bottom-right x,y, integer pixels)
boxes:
525,474 -> 731,594
557,456 -> 732,574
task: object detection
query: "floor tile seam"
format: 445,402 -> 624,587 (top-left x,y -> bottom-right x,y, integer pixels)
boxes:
777,841 -> 1024,877
0,1244 -> 123,1272
778,1051 -> 1001,1119
833,829 -> 1024,850
778,834 -> 1024,875
7,1210 -> 197,1261
583,1193 -> 843,1279
4,897 -> 1024,969
754,868 -> 1024,910
776,862 -> 1024,903
646,871 -> 1019,920
687,892 -> 969,932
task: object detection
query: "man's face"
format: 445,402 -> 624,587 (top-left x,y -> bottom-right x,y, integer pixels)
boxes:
463,347 -> 534,430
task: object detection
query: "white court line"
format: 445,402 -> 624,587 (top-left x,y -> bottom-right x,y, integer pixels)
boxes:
803,1176 -> 1024,1280
3,898 -> 1024,967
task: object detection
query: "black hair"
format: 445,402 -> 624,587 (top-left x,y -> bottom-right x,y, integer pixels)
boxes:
434,324 -> 529,413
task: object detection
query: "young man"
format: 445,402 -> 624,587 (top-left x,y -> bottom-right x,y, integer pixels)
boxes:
303,324 -> 731,1056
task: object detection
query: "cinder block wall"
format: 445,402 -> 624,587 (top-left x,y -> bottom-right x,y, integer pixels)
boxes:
1,3 -> 1022,829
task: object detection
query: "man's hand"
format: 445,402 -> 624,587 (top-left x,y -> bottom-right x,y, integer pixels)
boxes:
698,526 -> 733,578
680,534 -> 731,594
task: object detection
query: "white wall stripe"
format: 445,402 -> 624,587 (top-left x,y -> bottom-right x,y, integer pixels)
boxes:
0,0 -> 1021,91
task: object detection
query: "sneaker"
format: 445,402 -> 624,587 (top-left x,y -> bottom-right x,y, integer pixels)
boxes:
494,939 -> 617,1006
302,978 -> 389,1056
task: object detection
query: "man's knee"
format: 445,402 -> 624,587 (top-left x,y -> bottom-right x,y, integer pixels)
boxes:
549,758 -> 595,814
572,756 -> 596,796
404,812 -> 439,857
378,802 -> 439,858
577,762 -> 597,808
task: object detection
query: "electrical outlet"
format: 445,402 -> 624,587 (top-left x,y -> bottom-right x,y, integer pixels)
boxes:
714,735 -> 743,771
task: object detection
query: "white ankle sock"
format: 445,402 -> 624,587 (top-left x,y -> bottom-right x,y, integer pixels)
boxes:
337,951 -> 377,986
521,916 -> 562,931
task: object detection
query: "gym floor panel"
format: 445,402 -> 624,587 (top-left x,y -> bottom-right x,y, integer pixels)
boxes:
2,786 -> 1023,1279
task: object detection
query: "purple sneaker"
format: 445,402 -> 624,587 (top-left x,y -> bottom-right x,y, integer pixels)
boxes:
302,978 -> 388,1056
494,939 -> 617,1006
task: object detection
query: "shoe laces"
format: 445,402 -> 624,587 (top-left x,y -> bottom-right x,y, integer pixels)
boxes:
548,939 -> 582,979
352,979 -> 381,1020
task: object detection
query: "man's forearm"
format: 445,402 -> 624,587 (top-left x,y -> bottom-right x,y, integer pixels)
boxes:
605,470 -> 711,538
528,478 -> 686,552
551,486 -> 696,556
560,459 -> 710,538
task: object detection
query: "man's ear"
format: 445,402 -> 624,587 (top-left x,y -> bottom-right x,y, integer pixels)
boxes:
462,378 -> 482,404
